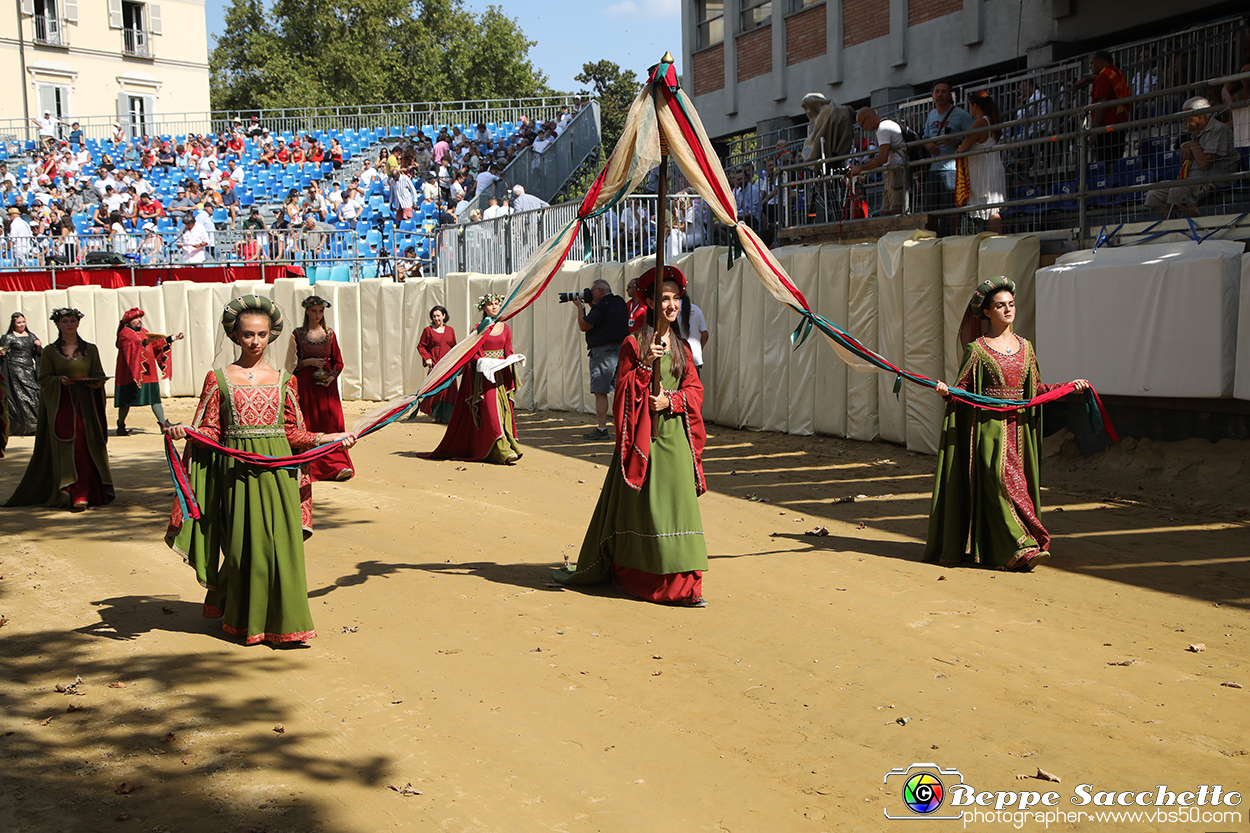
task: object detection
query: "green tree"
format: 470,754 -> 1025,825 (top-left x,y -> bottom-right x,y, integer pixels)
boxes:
210,0 -> 550,111
574,60 -> 639,154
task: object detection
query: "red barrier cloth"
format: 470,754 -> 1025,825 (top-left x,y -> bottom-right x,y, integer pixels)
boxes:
0,264 -> 279,292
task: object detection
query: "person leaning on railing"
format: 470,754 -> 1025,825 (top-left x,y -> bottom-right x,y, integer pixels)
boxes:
850,107 -> 908,217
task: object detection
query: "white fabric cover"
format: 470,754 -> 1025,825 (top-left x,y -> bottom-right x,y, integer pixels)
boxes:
785,246 -> 821,436
1237,253 -> 1250,401
877,230 -> 935,445
901,238 -> 945,454
941,233 -> 993,382
712,249 -> 746,428
978,235 -> 1040,343
1037,241 -> 1243,397
846,244 -> 879,441
813,244 -> 849,438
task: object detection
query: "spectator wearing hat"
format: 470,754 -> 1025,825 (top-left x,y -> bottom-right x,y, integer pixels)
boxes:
138,222 -> 163,262
167,187 -> 196,221
177,212 -> 209,263
6,207 -> 35,263
1145,97 -> 1237,219
67,121 -> 84,146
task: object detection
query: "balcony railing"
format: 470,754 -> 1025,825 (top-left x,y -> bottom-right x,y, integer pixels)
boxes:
33,15 -> 65,46
123,28 -> 149,57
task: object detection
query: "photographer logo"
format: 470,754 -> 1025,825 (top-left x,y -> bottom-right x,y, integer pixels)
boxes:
884,763 -> 964,820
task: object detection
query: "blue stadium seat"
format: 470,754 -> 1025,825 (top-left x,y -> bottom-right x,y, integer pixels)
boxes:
1085,161 -> 1105,181
1048,182 -> 1078,211
1112,156 -> 1143,179
1158,150 -> 1182,180
359,262 -> 378,281
1089,176 -> 1121,206
330,264 -> 352,282
1140,136 -> 1169,157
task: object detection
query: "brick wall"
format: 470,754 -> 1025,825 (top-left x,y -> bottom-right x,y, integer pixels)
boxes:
737,25 -> 773,82
693,44 -> 726,95
908,0 -> 960,26
842,0 -> 888,47
786,4 -> 827,66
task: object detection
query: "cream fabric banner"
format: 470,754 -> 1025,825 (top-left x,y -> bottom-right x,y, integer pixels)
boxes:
940,233 -> 993,382
901,238 -> 945,455
1237,253 -> 1250,401
978,235 -> 1040,343
877,230 -> 935,445
813,245 -> 850,438
847,244 -> 880,441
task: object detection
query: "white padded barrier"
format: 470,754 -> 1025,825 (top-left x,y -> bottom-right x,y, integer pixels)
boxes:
877,230 -> 935,445
901,238 -> 945,455
1037,241 -> 1242,398
846,243 -> 879,441
1238,253 -> 1250,401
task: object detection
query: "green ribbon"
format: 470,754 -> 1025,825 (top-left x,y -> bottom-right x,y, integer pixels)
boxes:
726,224 -> 746,270
893,374 -> 903,400
790,313 -> 814,350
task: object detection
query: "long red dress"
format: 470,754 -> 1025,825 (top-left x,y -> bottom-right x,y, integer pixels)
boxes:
421,323 -> 522,464
416,324 -> 458,423
292,327 -> 354,482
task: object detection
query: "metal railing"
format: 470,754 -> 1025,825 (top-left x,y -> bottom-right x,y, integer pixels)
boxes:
122,28 -> 149,58
33,15 -> 66,46
0,97 -> 589,147
775,71 -> 1250,245
0,226 -> 437,285
461,102 -> 602,214
435,193 -> 740,276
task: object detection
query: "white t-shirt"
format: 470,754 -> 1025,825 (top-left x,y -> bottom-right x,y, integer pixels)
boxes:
876,120 -> 906,168
35,115 -> 57,138
180,223 -> 209,262
677,303 -> 708,367
358,167 -> 378,188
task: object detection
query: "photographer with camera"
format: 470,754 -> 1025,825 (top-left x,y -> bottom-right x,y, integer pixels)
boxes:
570,279 -> 628,441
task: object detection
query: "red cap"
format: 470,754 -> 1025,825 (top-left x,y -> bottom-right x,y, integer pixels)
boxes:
636,264 -> 687,296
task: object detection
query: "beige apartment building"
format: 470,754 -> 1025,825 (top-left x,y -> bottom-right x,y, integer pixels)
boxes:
0,0 -> 209,141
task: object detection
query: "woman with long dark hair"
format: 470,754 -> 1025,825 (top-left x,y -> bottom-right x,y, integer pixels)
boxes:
422,294 -> 523,464
924,278 -> 1089,571
1,312 -> 42,436
292,295 -> 353,482
416,305 -> 458,424
555,266 -> 708,605
958,91 -> 1007,233
5,308 -> 113,510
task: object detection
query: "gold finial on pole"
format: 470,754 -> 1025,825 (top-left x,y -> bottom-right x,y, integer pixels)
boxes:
662,51 -> 674,64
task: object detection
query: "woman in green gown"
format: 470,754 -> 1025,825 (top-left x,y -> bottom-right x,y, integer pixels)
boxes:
165,295 -> 356,645
923,278 -> 1088,571
555,266 -> 709,605
5,308 -> 113,510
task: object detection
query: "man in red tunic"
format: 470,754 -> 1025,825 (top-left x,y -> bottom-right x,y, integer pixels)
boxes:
114,308 -> 183,435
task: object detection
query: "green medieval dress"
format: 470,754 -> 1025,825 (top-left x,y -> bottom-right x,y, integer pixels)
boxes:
5,343 -> 114,508
555,335 -> 708,603
167,369 -> 319,644
923,334 -> 1058,571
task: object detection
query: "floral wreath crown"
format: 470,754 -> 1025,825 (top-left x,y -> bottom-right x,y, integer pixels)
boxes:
476,292 -> 505,311
50,307 -> 84,322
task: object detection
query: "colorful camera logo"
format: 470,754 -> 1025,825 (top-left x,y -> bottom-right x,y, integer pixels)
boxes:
884,763 -> 965,820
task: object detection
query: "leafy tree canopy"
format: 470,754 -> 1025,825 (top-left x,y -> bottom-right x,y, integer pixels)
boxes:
574,60 -> 639,154
210,0 -> 551,111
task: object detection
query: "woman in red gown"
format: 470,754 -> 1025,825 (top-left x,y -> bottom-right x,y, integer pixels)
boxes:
422,294 -> 523,464
417,305 -> 458,423
292,296 -> 354,481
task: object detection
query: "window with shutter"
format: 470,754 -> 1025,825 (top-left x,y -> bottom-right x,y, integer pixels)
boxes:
148,3 -> 161,35
108,0 -> 122,28
62,0 -> 77,23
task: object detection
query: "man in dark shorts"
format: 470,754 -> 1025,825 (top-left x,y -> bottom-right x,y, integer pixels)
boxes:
574,278 -> 629,440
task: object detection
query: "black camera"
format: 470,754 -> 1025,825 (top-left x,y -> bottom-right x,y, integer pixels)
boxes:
558,288 -> 593,304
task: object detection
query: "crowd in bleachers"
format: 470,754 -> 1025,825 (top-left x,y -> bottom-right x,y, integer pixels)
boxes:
0,101 -> 584,278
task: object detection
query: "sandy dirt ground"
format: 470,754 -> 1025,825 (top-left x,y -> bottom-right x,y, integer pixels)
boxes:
0,398 -> 1247,833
